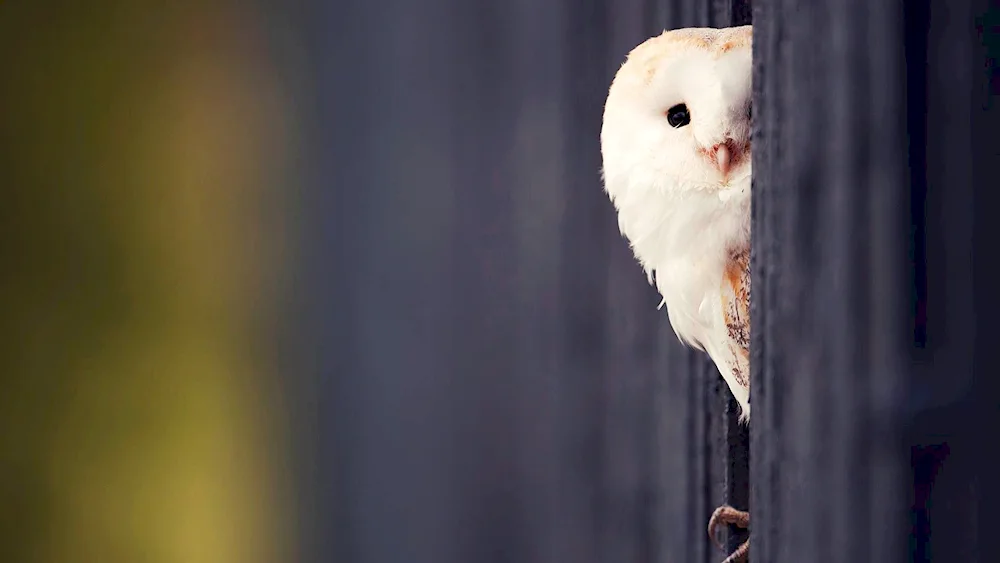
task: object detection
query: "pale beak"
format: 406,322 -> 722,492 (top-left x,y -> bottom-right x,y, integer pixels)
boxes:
715,143 -> 732,177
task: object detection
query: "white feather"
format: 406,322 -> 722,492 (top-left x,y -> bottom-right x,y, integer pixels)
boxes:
600,26 -> 753,419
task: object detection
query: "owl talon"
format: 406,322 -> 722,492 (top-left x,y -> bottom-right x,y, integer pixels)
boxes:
708,505 -> 750,562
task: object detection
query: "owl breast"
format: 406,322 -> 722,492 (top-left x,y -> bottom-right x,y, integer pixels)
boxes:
613,183 -> 752,419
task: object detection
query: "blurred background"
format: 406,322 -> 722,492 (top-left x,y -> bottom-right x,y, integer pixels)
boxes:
1,1 -> 302,562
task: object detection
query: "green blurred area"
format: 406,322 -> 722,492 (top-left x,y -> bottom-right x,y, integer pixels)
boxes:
0,2 -> 299,561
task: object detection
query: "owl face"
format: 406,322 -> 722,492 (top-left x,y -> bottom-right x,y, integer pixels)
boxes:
601,27 -> 753,198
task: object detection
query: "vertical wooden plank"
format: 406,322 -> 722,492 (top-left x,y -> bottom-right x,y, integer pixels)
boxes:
971,2 -> 1000,558
906,1 -> 1000,561
751,0 -> 910,562
747,0 -> 780,559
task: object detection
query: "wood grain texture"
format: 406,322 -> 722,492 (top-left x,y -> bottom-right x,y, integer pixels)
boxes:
747,0 -> 997,561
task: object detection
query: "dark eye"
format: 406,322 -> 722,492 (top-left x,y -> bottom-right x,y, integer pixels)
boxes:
666,103 -> 690,128
747,103 -> 753,120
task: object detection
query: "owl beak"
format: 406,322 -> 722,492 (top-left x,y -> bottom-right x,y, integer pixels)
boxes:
714,143 -> 732,177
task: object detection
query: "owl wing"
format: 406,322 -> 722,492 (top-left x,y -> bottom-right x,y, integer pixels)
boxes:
718,246 -> 750,393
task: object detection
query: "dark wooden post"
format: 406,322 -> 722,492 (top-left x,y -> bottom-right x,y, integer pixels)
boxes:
750,0 -> 912,561
751,0 -> 1000,562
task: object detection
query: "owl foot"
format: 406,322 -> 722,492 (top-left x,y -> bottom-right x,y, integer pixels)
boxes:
708,504 -> 749,563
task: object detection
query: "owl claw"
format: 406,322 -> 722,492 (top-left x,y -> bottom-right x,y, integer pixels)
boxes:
708,504 -> 750,562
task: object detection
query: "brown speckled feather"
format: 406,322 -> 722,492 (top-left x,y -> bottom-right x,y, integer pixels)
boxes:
720,246 -> 750,390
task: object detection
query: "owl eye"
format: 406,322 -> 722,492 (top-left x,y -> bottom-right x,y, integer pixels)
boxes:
666,104 -> 690,128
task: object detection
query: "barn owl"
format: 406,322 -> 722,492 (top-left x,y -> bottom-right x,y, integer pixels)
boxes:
600,26 -> 753,563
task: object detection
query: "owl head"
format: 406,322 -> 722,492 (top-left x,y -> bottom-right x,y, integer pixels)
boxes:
601,26 -> 752,202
